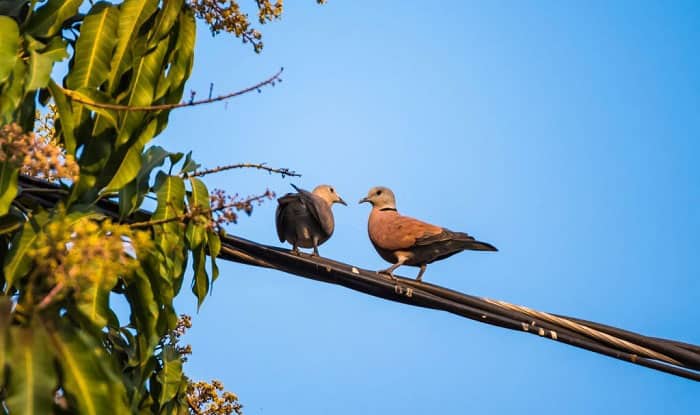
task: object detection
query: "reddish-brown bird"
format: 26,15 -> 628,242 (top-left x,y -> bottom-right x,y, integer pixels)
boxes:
359,186 -> 497,281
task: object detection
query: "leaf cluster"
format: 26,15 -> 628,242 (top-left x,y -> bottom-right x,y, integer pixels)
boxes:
0,0 -> 315,413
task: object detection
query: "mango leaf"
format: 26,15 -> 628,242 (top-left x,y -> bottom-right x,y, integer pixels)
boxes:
156,345 -> 183,406
0,1 -> 28,20
0,163 -> 19,216
4,324 -> 57,415
156,8 -> 195,103
0,206 -> 24,235
2,210 -> 49,292
68,87 -> 119,130
119,145 -> 170,217
125,269 -> 159,365
101,118 -> 157,194
0,297 -> 10,387
75,280 -> 112,332
25,48 -> 54,91
191,244 -> 209,309
65,3 -> 119,130
48,79 -> 77,154
107,0 -> 158,95
38,36 -> 69,62
185,177 -> 209,249
25,0 -> 82,38
0,15 -> 19,84
116,35 -> 170,146
49,324 -> 129,415
149,0 -> 184,46
207,230 -> 221,283
0,56 -> 26,122
152,174 -> 185,223
180,151 -> 200,174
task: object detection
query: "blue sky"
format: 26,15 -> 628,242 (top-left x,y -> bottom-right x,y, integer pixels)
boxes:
156,1 -> 700,413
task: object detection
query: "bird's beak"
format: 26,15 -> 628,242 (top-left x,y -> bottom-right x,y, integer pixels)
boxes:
337,197 -> 347,206
358,197 -> 369,204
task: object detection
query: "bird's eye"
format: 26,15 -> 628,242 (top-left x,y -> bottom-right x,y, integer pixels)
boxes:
376,190 -> 382,195
330,188 -> 335,193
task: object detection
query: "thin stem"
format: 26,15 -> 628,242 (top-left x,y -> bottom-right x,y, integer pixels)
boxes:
60,67 -> 283,112
186,162 -> 300,178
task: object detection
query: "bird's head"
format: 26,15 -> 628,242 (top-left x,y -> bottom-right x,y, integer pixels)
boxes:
359,186 -> 397,210
312,185 -> 347,207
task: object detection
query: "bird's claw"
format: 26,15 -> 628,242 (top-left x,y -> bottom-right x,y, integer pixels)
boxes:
378,269 -> 397,280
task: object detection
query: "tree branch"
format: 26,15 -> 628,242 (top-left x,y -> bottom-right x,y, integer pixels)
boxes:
59,68 -> 283,112
186,162 -> 300,178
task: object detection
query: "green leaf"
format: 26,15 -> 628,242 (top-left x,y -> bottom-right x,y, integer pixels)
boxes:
0,55 -> 26,122
180,151 -> 200,174
106,0 -> 158,95
156,345 -> 183,406
0,16 -> 20,84
152,175 -> 185,223
150,0 -> 183,45
68,87 -> 119,129
116,34 -> 170,146
125,269 -> 159,365
188,177 -> 209,211
39,36 -> 69,62
48,79 -> 77,154
76,281 -> 112,331
2,211 -> 48,292
0,1 -> 28,20
101,118 -> 157,194
0,206 -> 24,235
156,8 -> 195,103
207,230 -> 221,283
65,3 -> 119,129
4,324 -> 57,415
191,244 -> 209,309
25,48 -> 54,91
25,0 -> 82,38
0,297 -> 11,386
119,145 -> 170,217
49,324 -> 129,415
185,177 -> 209,249
0,163 -> 19,216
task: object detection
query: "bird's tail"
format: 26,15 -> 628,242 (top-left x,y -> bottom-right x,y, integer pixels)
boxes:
462,240 -> 498,251
453,232 -> 498,251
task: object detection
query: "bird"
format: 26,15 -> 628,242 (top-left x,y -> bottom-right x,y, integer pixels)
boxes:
276,184 -> 347,256
359,186 -> 497,281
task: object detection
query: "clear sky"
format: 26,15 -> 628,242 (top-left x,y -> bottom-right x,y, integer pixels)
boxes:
155,1 -> 700,413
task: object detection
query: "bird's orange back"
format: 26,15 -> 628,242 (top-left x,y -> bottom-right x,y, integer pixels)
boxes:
368,209 -> 443,251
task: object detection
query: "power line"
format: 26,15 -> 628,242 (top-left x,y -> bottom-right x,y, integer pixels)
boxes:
16,175 -> 700,381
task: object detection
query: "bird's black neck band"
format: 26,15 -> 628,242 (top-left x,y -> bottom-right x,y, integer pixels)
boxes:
379,207 -> 397,212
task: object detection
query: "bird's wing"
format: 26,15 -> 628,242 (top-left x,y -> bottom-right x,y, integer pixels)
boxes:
290,185 -> 334,237
370,213 -> 444,251
416,228 -> 498,251
275,193 -> 299,242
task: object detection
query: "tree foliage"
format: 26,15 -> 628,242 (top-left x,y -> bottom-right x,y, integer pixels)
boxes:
0,0 -> 316,413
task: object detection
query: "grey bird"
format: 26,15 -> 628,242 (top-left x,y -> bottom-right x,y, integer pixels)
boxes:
359,186 -> 497,281
276,184 -> 347,256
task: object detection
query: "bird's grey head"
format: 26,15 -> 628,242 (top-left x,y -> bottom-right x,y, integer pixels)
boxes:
359,186 -> 397,210
312,185 -> 347,207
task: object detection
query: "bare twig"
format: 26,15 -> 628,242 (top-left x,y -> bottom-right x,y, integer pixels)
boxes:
186,162 -> 300,178
60,68 -> 283,112
129,192 -> 272,229
37,282 -> 65,310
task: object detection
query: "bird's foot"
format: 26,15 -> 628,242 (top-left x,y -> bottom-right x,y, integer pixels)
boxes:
378,269 -> 397,280
311,247 -> 320,257
291,247 -> 301,256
